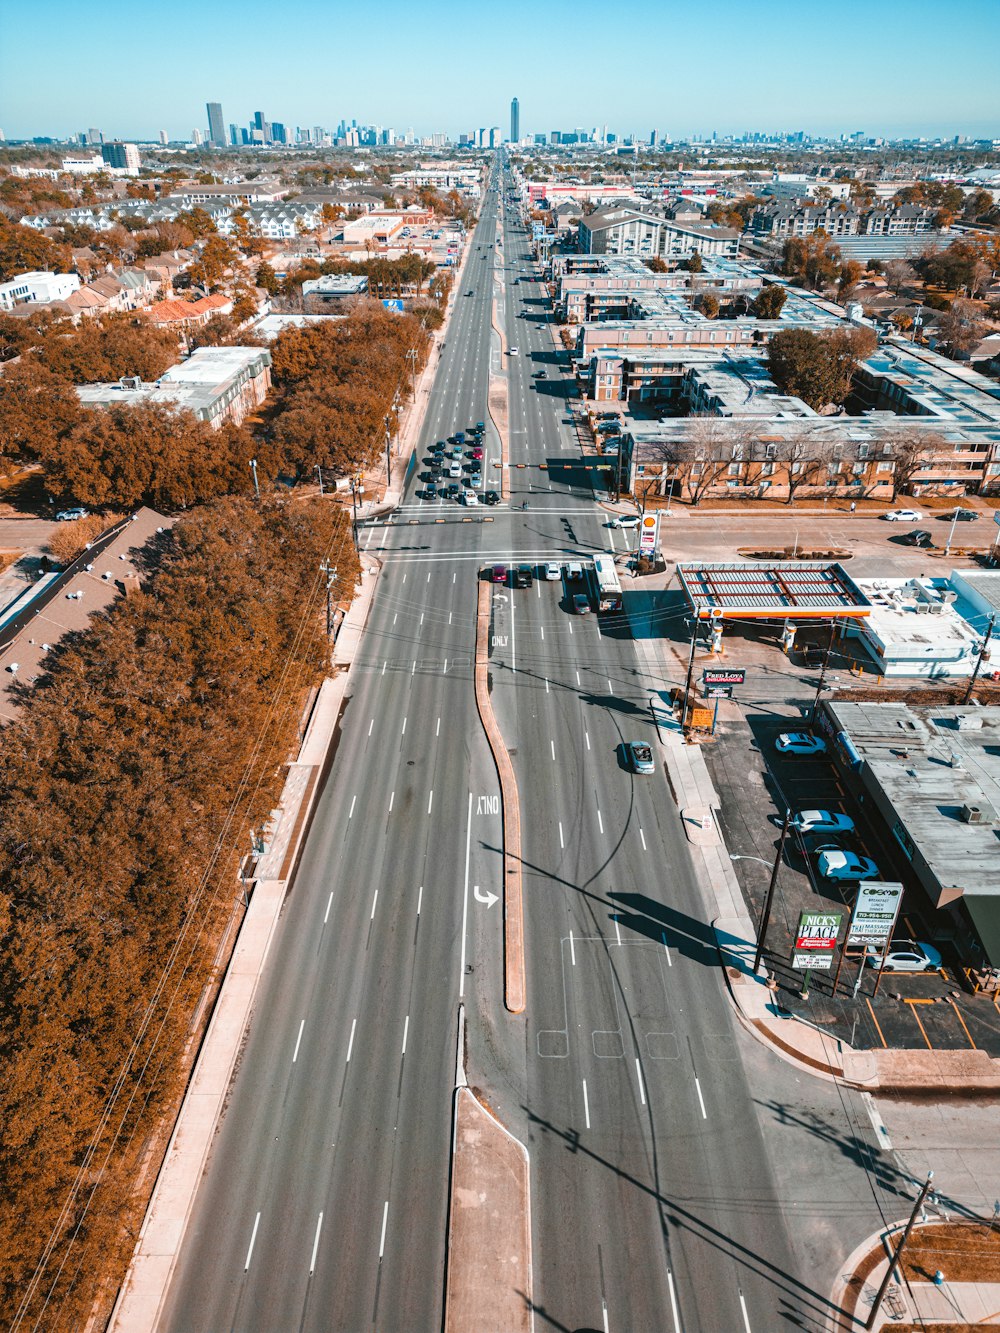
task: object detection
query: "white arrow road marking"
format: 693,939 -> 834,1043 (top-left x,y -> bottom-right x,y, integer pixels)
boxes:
474,883 -> 499,909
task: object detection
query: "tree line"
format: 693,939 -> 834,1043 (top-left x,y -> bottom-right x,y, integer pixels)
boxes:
0,496 -> 358,1327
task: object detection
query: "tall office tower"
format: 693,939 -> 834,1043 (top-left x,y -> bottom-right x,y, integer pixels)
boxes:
101,141 -> 141,173
192,128 -> 204,146
271,122 -> 287,144
87,127 -> 102,144
650,128 -> 659,146
510,96 -> 519,143
206,101 -> 226,147
489,127 -> 501,148
253,111 -> 270,144
159,129 -> 168,145
229,123 -> 239,146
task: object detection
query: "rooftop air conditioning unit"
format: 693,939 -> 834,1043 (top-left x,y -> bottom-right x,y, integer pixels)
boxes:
119,375 -> 142,390
961,803 -> 992,824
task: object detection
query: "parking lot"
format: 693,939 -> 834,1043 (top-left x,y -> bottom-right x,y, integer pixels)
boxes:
706,682 -> 1000,1057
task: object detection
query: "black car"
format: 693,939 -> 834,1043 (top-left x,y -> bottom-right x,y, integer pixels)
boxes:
483,490 -> 500,506
939,509 -> 979,522
513,564 -> 533,588
900,529 -> 935,547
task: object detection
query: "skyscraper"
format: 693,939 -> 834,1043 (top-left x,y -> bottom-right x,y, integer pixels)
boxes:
510,97 -> 519,143
206,101 -> 226,148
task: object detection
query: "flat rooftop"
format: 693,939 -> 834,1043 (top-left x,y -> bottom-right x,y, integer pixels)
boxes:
676,561 -> 871,620
825,702 -> 1000,939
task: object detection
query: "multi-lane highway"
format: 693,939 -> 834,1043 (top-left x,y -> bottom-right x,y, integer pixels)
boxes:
160,155 -> 889,1333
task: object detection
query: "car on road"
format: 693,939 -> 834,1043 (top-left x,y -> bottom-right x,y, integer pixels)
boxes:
542,561 -> 562,580
791,810 -> 856,835
775,733 -> 827,755
470,471 -> 482,488
882,509 -> 923,522
484,490 -> 500,506
455,432 -> 466,445
466,290 -> 474,296
611,514 -> 640,529
433,441 -> 446,454
864,940 -> 943,972
508,346 -> 518,355
817,850 -> 880,881
471,446 -> 484,460
566,562 -> 584,581
513,564 -> 533,588
449,462 -> 462,478
625,741 -> 655,775
572,593 -> 591,614
939,509 -> 979,522
56,507 -> 88,522
899,529 -> 934,547
425,483 -> 437,499
447,482 -> 461,499
492,564 -> 508,584
475,421 -> 485,433
464,490 -> 479,506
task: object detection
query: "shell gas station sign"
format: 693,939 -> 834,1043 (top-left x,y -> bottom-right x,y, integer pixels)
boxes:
638,513 -> 660,558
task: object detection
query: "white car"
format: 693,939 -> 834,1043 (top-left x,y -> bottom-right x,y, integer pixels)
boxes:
775,733 -> 827,755
464,490 -> 479,506
542,562 -> 562,580
882,509 -> 923,522
611,515 -> 641,529
817,850 -> 880,881
864,940 -> 942,972
508,346 -> 518,355
56,507 -> 88,522
791,810 -> 855,835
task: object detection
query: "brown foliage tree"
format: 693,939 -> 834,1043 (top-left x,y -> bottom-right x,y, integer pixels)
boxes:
0,216 -> 73,282
767,327 -> 877,411
0,359 -> 84,461
33,314 -> 180,384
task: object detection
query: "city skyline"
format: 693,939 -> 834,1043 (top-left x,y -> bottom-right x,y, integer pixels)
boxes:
2,0 -> 999,142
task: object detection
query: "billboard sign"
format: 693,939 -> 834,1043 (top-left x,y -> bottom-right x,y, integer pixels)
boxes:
703,668 -> 746,687
846,881 -> 903,948
792,910 -> 843,969
704,685 -> 734,699
638,512 -> 660,558
382,299 -> 405,313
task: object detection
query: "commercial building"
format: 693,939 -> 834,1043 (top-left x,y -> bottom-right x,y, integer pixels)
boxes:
0,269 -> 80,311
818,701 -> 1000,967
847,578 -> 982,677
206,101 -> 226,148
301,274 -> 368,304
510,97 -> 519,144
77,346 -> 272,430
99,142 -> 141,175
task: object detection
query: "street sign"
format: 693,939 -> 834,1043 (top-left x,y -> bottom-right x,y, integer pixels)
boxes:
793,952 -> 834,970
846,881 -> 903,948
794,909 -> 843,953
638,512 -> 660,558
704,685 -> 734,699
703,668 -> 746,687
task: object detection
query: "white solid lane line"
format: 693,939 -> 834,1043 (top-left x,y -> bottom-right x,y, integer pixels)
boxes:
368,718 -> 374,737
614,916 -> 622,946
346,1018 -> 357,1063
662,931 -> 673,966
459,791 -> 473,998
569,930 -> 576,965
401,1015 -> 409,1055
388,791 -> 394,812
597,809 -> 604,834
695,1076 -> 708,1119
667,1271 -> 681,1331
309,1211 -> 324,1273
379,1201 -> 389,1260
244,1211 -> 261,1271
739,1288 -> 753,1332
640,828 -> 647,851
401,716 -> 407,735
635,1058 -> 646,1106
292,1020 -> 305,1064
428,789 -> 433,815
550,740 -> 556,762
324,892 -> 333,925
558,821 -> 564,848
370,889 -> 378,921
582,1079 -> 591,1130
585,732 -> 591,751
348,794 -> 357,819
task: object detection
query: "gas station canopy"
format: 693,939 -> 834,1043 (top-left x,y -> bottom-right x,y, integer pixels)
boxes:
676,562 -> 872,621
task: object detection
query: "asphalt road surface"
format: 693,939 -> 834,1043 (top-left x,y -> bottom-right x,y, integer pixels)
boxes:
160,157 -> 893,1333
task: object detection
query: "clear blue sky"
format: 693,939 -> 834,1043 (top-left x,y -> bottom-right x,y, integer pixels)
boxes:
3,0 -> 998,142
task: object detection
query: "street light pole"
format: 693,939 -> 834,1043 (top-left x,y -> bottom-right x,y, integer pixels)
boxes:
320,562 -> 337,637
315,465 -> 325,495
249,458 -> 260,500
680,616 -> 699,731
865,1173 -> 935,1331
811,619 -> 837,722
944,505 -> 966,558
753,808 -> 792,975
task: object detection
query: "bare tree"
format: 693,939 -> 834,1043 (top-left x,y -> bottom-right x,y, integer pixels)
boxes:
936,297 -> 988,355
883,259 -> 916,294
783,435 -> 834,505
879,425 -> 947,501
674,418 -> 755,506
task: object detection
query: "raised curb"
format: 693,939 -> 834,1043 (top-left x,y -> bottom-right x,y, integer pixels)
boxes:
474,578 -> 525,1014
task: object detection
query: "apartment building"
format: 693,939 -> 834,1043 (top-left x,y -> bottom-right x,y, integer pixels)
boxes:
578,207 -> 741,259
748,201 -> 937,239
77,346 -> 271,429
0,270 -> 80,311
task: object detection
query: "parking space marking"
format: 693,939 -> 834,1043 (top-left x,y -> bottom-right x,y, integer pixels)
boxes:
948,998 -> 978,1049
905,999 -> 933,1049
865,998 -> 887,1048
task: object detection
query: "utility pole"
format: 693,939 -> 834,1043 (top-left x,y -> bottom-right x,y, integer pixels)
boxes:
944,505 -> 967,558
865,1173 -> 935,1330
249,458 -> 260,500
963,613 -> 996,705
315,465 -> 325,495
680,617 -> 700,731
753,808 -> 792,975
385,420 -> 392,482
320,562 -> 337,637
350,476 -> 361,553
811,619 -> 837,722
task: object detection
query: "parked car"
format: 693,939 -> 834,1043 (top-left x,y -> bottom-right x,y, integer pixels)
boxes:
572,593 -> 591,614
776,733 -> 828,755
864,940 -> 943,972
817,850 -> 880,881
625,741 -> 655,775
492,564 -> 508,584
56,507 -> 88,522
791,810 -> 856,835
882,509 -> 923,522
542,561 -> 562,581
939,509 -> 979,522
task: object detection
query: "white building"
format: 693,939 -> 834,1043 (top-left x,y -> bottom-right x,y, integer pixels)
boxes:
0,270 -> 81,311
850,578 -> 982,677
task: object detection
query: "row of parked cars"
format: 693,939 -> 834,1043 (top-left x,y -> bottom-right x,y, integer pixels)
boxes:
776,739 -> 943,973
490,560 -> 592,613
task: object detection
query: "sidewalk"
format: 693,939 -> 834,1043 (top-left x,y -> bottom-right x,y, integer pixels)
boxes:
108,560 -> 382,1333
625,601 -> 1000,1094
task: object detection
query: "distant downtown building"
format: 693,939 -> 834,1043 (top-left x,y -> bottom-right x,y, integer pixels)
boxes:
510,97 -> 519,144
206,101 -> 226,148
